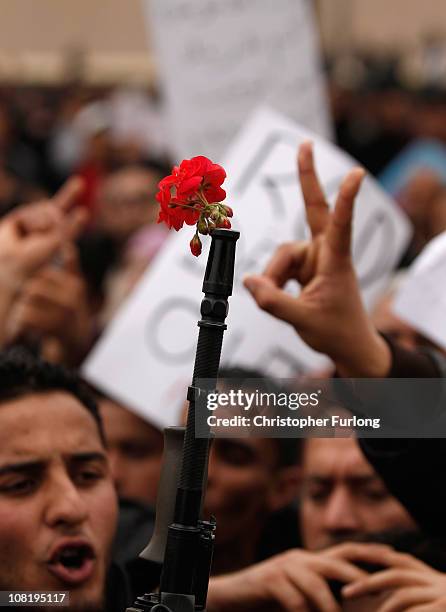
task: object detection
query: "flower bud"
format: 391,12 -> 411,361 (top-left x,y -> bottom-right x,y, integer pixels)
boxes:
190,234 -> 202,257
222,205 -> 233,218
197,218 -> 209,234
217,217 -> 231,229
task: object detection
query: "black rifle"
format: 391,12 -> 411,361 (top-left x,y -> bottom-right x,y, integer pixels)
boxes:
126,228 -> 239,612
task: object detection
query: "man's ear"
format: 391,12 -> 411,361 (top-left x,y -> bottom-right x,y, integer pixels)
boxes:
267,465 -> 302,512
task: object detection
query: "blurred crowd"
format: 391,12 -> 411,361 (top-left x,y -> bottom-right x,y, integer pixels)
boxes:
329,49 -> 446,260
1,50 -> 446,611
0,84 -> 175,367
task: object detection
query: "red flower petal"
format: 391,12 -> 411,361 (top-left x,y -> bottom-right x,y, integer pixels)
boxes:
205,186 -> 226,203
191,155 -> 213,173
205,165 -> 226,186
177,175 -> 203,197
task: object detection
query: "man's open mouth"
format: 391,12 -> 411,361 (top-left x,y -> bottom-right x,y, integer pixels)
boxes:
47,542 -> 96,585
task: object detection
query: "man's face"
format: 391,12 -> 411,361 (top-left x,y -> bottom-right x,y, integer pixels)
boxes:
98,168 -> 159,243
204,438 -> 287,547
0,391 -> 118,611
99,398 -> 164,507
300,439 -> 416,550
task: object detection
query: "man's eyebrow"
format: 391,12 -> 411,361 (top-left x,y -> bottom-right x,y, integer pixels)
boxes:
68,452 -> 108,464
348,474 -> 381,486
305,475 -> 330,483
0,452 -> 108,476
304,473 -> 378,484
0,460 -> 45,476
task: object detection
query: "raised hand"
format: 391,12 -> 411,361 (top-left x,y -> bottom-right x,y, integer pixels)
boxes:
244,142 -> 391,377
7,243 -> 93,366
0,177 -> 86,288
0,177 -> 86,347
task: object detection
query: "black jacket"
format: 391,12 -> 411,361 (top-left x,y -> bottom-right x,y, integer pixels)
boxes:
359,338 -> 446,536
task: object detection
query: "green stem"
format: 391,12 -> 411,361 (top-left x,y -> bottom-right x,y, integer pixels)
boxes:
169,201 -> 200,211
197,189 -> 210,207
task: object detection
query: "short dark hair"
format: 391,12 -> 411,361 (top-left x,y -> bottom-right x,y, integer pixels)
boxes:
0,347 -> 105,444
218,366 -> 301,467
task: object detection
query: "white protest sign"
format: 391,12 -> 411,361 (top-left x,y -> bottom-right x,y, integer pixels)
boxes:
83,107 -> 411,428
144,0 -> 331,161
394,231 -> 446,351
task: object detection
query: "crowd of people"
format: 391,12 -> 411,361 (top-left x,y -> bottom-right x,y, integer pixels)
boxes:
0,54 -> 446,611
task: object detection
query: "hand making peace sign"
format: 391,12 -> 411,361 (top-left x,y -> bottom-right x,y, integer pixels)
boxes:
244,142 -> 391,377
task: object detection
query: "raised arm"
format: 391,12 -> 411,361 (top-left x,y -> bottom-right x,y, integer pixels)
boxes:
0,177 -> 85,346
244,142 -> 392,377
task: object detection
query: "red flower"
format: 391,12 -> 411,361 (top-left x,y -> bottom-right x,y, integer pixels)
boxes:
156,156 -> 226,231
156,155 -> 232,256
156,188 -> 200,230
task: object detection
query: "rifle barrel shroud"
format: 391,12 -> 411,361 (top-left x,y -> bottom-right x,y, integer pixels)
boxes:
127,229 -> 240,612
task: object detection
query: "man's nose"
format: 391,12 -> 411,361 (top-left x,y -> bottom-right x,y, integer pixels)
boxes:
323,487 -> 361,534
44,471 -> 88,529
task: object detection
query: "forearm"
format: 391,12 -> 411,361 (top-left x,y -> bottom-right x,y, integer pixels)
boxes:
206,576 -> 227,612
334,319 -> 393,378
335,330 -> 443,379
207,572 -> 261,612
207,574 -> 245,612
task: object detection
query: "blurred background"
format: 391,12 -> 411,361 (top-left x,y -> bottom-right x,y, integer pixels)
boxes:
1,0 -> 446,192
1,0 -> 446,369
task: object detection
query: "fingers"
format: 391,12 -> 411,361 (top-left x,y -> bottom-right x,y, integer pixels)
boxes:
326,167 -> 365,257
309,555 -> 367,584
266,577 -> 308,612
375,587 -> 438,612
10,301 -> 56,337
53,177 -> 88,241
298,141 -> 329,238
325,543 -> 423,571
343,569 -> 428,599
13,202 -> 63,235
408,599 -> 446,612
21,263 -> 83,311
285,565 -> 340,612
20,233 -> 63,276
52,176 -> 85,212
243,275 -> 306,329
21,277 -> 66,310
263,241 -> 313,287
325,542 -> 393,561
12,193 -> 86,244
279,551 -> 365,612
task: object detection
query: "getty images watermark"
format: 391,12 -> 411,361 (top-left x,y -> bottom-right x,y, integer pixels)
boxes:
194,378 -> 383,439
194,377 -> 446,438
205,387 -> 380,431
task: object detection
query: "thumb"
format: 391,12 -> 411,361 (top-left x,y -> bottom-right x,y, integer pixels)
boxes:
243,274 -> 306,329
52,176 -> 85,212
